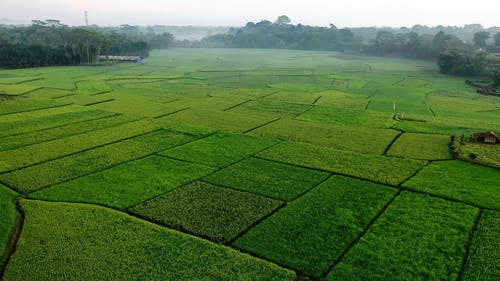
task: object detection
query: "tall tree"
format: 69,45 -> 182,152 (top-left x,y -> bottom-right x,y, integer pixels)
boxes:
473,31 -> 490,47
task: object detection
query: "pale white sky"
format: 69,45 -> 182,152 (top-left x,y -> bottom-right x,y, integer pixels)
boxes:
1,0 -> 499,27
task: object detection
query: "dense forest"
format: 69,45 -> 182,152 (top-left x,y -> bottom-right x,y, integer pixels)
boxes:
0,20 -> 175,68
1,17 -> 499,88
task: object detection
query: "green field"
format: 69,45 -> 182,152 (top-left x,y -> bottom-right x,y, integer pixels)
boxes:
0,48 -> 498,280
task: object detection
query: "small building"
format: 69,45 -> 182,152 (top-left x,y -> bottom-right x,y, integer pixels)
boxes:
473,131 -> 499,144
98,55 -> 144,63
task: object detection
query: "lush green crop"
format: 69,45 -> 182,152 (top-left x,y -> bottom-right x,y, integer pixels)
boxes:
404,160 -> 500,210
462,210 -> 500,280
0,130 -> 195,193
249,118 -> 400,155
0,107 -> 113,138
131,181 -> 283,243
297,105 -> 395,128
160,133 -> 277,167
0,98 -> 68,115
205,157 -> 330,201
387,133 -> 452,160
228,99 -> 312,118
456,142 -> 500,168
30,156 -> 215,209
0,184 -> 17,261
326,192 -> 478,281
2,200 -> 295,281
0,104 -> 90,124
0,114 -> 139,152
258,141 -> 427,185
0,119 -> 159,172
234,175 -> 396,278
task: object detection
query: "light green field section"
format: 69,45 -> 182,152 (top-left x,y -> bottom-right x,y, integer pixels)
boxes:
2,200 -> 295,281
387,133 -> 452,160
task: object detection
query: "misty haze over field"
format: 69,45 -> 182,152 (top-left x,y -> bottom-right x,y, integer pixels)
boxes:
0,0 -> 499,27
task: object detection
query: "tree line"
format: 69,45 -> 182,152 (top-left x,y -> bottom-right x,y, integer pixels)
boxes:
0,20 -> 175,68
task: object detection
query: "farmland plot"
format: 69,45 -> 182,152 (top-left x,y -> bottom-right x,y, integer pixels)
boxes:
326,192 -> 478,281
2,200 -> 295,281
0,184 -> 17,261
387,133 -> 452,160
234,176 -> 396,278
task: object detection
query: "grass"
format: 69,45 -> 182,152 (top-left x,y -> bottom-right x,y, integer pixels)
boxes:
462,210 -> 500,280
326,192 -> 478,281
30,156 -> 216,210
204,157 -> 330,201
130,181 -> 283,243
0,184 -> 17,261
160,133 -> 277,167
0,130 -> 195,193
386,133 -> 452,160
2,200 -> 295,281
233,175 -> 397,278
404,160 -> 500,210
258,141 -> 427,186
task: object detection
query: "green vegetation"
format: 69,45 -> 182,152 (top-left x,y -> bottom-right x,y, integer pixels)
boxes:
205,157 -> 330,201
0,184 -> 17,261
234,176 -> 396,278
2,200 -> 295,281
463,210 -> 500,280
258,141 -> 427,185
0,48 -> 498,279
131,181 -> 282,243
387,133 -> 452,160
249,118 -> 400,155
160,133 -> 277,167
0,130 -> 195,193
30,156 -> 215,209
404,160 -> 500,210
327,192 -> 478,281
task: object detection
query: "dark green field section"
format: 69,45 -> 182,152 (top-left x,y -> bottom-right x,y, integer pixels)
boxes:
160,133 -> 278,167
404,160 -> 500,210
386,133 -> 452,160
233,176 -> 397,278
249,118 -> 399,155
205,157 -> 330,201
326,192 -> 478,281
258,141 -> 427,186
0,107 -> 115,138
462,210 -> 500,280
2,200 -> 295,281
30,156 -> 216,210
0,130 -> 195,193
131,181 -> 283,243
0,114 -> 139,152
0,184 -> 17,262
0,98 -> 69,115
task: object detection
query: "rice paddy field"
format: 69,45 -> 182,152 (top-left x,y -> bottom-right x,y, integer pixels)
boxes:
0,48 -> 499,280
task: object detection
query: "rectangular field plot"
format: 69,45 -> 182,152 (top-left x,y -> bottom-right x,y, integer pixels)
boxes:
457,143 -> 500,168
296,105 -> 396,129
160,133 -> 277,167
257,141 -> 427,186
0,108 -> 115,138
0,98 -> 69,115
31,156 -> 215,210
205,157 -> 330,201
326,192 -> 478,281
156,108 -> 277,133
130,181 -> 283,243
249,119 -> 399,155
0,130 -> 195,193
228,99 -> 312,118
2,200 -> 295,281
387,133 -> 452,160
0,114 -> 139,152
462,210 -> 500,281
0,184 -> 17,260
404,160 -> 500,210
0,119 -> 158,172
233,176 -> 397,278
